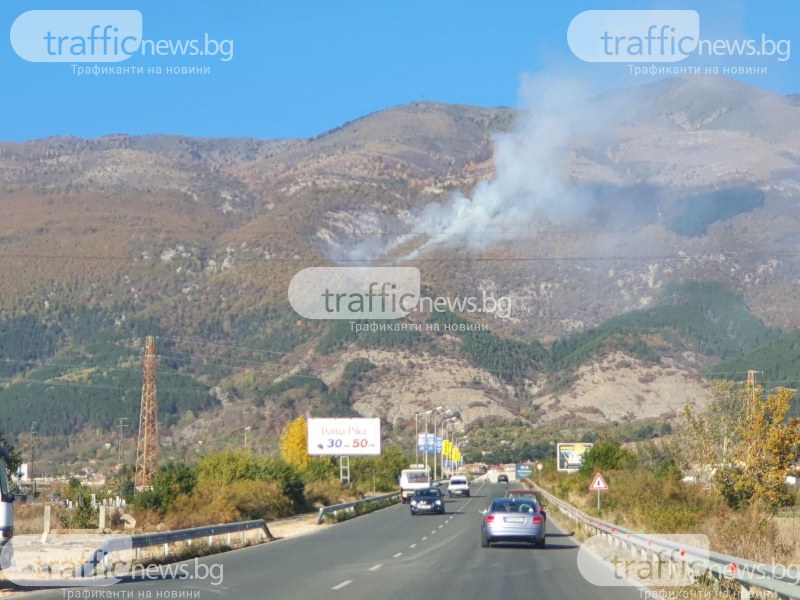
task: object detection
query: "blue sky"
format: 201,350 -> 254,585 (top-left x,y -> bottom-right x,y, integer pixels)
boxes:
1,0 -> 797,141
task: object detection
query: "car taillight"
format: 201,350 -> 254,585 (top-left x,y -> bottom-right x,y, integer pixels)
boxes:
485,515 -> 495,523
1,529 -> 12,539
532,516 -> 543,524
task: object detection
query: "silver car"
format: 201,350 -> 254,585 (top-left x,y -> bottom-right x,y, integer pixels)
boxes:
480,498 -> 545,548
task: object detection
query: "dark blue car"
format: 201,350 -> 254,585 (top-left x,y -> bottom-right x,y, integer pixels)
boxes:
410,488 -> 445,515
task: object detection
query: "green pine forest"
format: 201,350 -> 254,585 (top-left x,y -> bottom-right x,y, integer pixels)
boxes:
0,279 -> 798,437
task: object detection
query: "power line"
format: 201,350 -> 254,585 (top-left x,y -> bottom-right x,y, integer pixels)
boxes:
0,226 -> 762,237
156,336 -> 296,357
0,374 -> 210,399
157,350 -> 287,369
0,250 -> 797,263
1,356 -> 145,375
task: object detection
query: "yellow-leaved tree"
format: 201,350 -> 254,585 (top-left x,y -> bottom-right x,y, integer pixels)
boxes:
682,380 -> 749,487
732,386 -> 800,508
684,382 -> 800,508
280,416 -> 310,469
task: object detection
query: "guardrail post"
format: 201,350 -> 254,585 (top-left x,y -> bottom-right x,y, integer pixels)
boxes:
739,582 -> 751,600
208,535 -> 213,546
135,547 -> 141,560
709,570 -> 721,593
242,530 -> 247,544
226,533 -> 231,546
43,505 -> 51,537
163,543 -> 169,557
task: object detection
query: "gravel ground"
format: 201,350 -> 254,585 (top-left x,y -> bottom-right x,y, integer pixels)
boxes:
267,512 -> 326,539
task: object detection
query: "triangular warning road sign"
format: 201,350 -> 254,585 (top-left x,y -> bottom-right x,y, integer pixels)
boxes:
589,472 -> 608,491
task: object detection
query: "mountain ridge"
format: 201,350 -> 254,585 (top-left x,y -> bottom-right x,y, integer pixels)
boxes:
1,75 -> 800,453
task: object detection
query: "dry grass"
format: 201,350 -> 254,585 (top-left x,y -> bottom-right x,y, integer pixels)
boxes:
10,504 -> 56,534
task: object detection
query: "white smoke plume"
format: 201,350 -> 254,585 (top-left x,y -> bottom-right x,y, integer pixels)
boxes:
407,75 -> 615,255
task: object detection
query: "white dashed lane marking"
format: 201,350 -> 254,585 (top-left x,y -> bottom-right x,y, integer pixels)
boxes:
393,552 -> 403,558
409,543 -> 417,548
332,580 -> 352,590
369,564 -> 382,572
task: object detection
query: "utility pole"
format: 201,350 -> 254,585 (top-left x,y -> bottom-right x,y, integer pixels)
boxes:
29,422 -> 38,497
116,418 -> 129,462
746,369 -> 762,416
135,336 -> 159,490
747,370 -> 756,387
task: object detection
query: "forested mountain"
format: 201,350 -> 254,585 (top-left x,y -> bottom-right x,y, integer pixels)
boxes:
2,76 -> 800,449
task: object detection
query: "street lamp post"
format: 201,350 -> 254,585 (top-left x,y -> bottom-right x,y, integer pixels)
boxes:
413,411 -> 433,464
443,420 -> 459,477
433,413 -> 452,480
455,436 -> 468,475
423,407 -> 444,474
423,411 -> 432,472
437,416 -> 458,479
536,462 -> 543,484
415,406 -> 444,470
447,427 -> 459,476
414,413 -> 419,464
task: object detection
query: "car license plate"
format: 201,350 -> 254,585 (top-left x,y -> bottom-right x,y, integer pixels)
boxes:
504,517 -> 525,523
419,502 -> 429,507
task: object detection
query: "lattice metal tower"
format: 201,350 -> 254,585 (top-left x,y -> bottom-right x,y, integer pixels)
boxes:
135,336 -> 159,490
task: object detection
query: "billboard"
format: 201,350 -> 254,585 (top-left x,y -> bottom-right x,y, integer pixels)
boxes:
515,464 -> 533,480
557,442 -> 594,472
416,434 -> 441,453
307,418 -> 381,456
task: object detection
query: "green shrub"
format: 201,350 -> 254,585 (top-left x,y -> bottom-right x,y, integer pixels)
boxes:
304,477 -> 345,507
131,462 -> 197,514
578,439 -> 637,476
197,450 -> 254,486
227,480 -> 293,519
349,446 -> 410,492
58,494 -> 97,529
251,457 -> 305,507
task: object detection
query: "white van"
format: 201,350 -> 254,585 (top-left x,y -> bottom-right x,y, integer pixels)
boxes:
399,467 -> 431,502
448,475 -> 470,497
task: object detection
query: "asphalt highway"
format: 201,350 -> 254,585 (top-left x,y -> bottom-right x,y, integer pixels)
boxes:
26,482 -> 646,600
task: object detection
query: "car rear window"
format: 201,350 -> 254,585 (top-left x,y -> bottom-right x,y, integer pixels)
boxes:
450,478 -> 467,484
491,500 -> 536,513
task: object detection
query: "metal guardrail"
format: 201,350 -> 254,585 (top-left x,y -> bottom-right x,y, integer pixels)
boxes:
316,481 -> 449,525
527,480 -> 800,600
317,492 -> 400,524
102,519 -> 272,559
